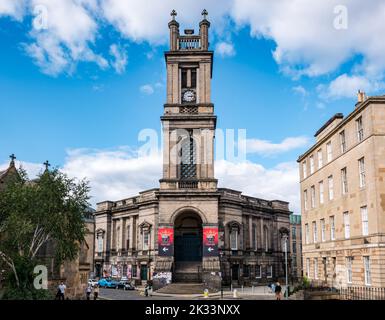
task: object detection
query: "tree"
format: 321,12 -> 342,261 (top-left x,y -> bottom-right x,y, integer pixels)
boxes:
0,167 -> 90,299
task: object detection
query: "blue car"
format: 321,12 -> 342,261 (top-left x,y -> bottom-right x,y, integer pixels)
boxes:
98,278 -> 119,289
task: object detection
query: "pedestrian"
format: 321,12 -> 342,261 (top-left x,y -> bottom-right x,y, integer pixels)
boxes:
58,281 -> 66,300
86,285 -> 92,300
144,282 -> 150,297
93,285 -> 99,300
275,282 -> 282,300
270,282 -> 276,294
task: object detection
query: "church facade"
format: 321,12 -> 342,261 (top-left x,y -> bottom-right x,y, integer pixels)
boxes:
94,11 -> 292,289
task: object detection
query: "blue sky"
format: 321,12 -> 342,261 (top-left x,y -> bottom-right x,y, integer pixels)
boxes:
1,1 -> 385,212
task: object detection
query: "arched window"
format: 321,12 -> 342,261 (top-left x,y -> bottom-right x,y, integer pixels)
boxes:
179,131 -> 197,179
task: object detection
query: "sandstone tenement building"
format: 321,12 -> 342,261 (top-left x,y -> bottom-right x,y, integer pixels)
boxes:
298,91 -> 385,288
94,11 -> 292,290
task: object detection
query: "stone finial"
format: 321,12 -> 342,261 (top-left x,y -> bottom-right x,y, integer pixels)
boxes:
171,9 -> 177,20
202,9 -> 208,19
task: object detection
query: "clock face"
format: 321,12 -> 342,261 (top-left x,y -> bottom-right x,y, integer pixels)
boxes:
183,90 -> 196,103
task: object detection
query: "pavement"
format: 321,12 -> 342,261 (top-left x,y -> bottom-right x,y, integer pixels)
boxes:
99,286 -> 279,300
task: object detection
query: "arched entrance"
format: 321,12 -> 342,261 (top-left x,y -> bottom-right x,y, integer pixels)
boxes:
174,211 -> 202,265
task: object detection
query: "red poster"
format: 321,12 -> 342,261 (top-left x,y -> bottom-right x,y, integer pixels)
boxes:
203,227 -> 218,257
158,227 -> 174,256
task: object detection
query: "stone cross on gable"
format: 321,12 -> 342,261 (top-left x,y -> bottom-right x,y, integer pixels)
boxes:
43,160 -> 51,171
9,154 -> 16,166
202,9 -> 208,19
171,9 -> 177,20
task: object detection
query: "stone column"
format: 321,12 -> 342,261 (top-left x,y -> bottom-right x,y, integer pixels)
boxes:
260,217 -> 264,250
121,218 -> 126,251
129,217 -> 134,250
248,215 -> 253,250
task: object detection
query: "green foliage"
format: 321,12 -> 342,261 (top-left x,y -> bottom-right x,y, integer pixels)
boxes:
2,287 -> 54,300
0,167 -> 90,299
302,276 -> 311,289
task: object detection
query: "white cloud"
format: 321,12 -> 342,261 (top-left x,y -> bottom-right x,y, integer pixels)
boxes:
1,147 -> 301,213
231,0 -> 385,79
292,85 -> 308,98
215,41 -> 236,57
245,136 -> 310,156
22,0 -> 107,76
140,84 -> 154,95
0,0 -> 25,21
216,160 -> 300,213
2,0 -> 385,84
109,44 -> 128,74
318,74 -> 385,100
62,147 -> 300,213
101,0 -> 232,44
62,147 -> 162,204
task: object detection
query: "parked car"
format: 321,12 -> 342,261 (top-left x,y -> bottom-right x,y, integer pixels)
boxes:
117,280 -> 135,290
98,278 -> 119,289
88,279 -> 98,287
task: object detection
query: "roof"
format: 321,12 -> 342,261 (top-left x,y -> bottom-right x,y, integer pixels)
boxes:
314,113 -> 344,137
298,95 -> 385,162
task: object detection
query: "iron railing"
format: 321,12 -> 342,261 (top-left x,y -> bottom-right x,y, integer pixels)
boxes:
340,287 -> 385,300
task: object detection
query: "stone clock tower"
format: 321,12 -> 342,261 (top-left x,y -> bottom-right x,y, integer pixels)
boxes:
160,9 -> 217,191
94,10 -> 291,293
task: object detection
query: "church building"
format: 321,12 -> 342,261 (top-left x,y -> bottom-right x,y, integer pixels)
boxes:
94,10 -> 292,290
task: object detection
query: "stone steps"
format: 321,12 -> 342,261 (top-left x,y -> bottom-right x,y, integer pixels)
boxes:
155,283 -> 217,295
173,272 -> 200,283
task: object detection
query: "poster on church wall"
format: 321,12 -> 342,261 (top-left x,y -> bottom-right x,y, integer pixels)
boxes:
158,227 -> 174,256
127,264 -> 132,278
203,227 -> 218,257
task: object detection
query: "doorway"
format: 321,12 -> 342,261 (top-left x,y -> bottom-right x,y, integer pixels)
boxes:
174,211 -> 203,266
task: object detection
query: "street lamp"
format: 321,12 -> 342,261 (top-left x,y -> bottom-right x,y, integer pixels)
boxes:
219,250 -> 224,299
283,234 -> 289,299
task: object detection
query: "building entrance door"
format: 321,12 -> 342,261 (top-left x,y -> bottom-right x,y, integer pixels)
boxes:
140,265 -> 148,281
174,211 -> 203,265
175,233 -> 202,261
232,264 -> 239,281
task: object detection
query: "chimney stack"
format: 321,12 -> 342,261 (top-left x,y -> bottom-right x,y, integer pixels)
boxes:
357,90 -> 366,103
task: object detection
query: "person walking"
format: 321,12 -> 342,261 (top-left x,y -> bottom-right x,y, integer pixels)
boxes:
86,285 -> 92,300
58,282 -> 66,300
144,284 -> 149,297
270,282 -> 276,294
93,285 -> 99,300
275,282 -> 282,300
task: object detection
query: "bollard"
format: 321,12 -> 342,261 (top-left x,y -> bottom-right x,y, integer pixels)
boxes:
203,289 -> 209,298
252,286 -> 254,294
241,285 -> 244,293
233,289 -> 238,298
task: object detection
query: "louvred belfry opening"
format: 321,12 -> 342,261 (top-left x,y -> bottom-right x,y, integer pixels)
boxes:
180,133 -> 197,179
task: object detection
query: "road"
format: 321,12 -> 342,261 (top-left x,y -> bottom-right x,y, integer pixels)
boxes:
99,288 -> 275,300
